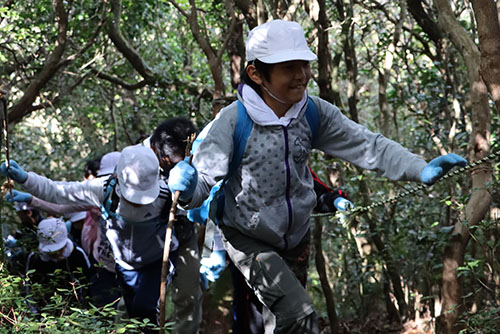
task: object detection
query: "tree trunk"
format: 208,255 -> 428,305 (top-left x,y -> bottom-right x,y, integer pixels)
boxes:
471,0 -> 500,113
434,1 -> 492,333
8,0 -> 70,124
312,0 -> 336,104
313,217 -> 339,333
378,0 -> 405,139
343,0 -> 359,122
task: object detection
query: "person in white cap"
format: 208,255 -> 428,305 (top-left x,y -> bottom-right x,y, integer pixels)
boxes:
1,145 -> 176,330
166,19 -> 467,333
25,217 -> 90,311
4,158 -> 120,309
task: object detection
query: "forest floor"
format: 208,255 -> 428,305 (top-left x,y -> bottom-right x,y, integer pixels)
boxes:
325,314 -> 435,334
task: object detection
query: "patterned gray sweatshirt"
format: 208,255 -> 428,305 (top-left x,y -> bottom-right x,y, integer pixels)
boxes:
189,95 -> 428,250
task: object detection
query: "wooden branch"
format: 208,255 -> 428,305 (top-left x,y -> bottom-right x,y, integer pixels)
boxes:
159,133 -> 196,333
56,3 -> 107,70
471,0 -> 500,112
217,0 -> 238,62
28,73 -> 90,114
108,0 -> 156,81
92,69 -> 148,90
166,0 -> 189,18
8,0 -> 72,124
187,0 -> 216,61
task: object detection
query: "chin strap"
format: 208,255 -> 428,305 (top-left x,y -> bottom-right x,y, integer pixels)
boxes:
261,84 -> 289,104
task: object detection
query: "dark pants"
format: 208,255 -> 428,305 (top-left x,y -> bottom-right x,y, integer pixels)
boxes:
89,267 -> 121,308
230,260 -> 264,334
115,254 -> 177,331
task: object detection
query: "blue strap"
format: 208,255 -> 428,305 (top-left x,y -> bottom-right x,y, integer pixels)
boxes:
228,100 -> 253,177
209,98 -> 319,224
304,97 -> 319,146
100,176 -> 118,220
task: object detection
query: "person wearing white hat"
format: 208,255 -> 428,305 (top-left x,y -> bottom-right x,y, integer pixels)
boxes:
1,145 -> 176,329
166,19 -> 467,333
25,217 -> 90,310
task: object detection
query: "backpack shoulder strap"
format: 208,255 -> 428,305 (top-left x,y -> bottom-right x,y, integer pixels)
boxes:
228,100 -> 253,177
101,175 -> 119,220
304,97 -> 319,146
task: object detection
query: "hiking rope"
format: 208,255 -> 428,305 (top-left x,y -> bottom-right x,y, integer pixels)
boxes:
311,145 -> 500,223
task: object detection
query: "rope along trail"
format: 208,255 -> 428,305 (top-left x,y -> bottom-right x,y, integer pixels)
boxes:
311,146 -> 500,222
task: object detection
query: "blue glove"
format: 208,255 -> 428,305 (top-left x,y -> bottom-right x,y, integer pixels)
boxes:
0,160 -> 28,183
200,250 -> 226,283
5,189 -> 32,203
168,158 -> 197,201
334,197 -> 354,212
420,153 -> 467,185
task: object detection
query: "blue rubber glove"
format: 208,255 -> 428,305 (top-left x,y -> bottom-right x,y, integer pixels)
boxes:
168,158 -> 197,201
200,250 -> 226,283
5,189 -> 32,203
0,160 -> 28,183
334,197 -> 354,212
420,153 -> 467,185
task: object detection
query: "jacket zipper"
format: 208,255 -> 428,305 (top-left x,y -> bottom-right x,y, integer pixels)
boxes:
283,126 -> 292,250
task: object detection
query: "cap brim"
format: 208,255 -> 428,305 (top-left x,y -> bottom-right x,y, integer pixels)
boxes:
39,239 -> 67,253
258,50 -> 317,64
115,183 -> 159,205
97,167 -> 114,177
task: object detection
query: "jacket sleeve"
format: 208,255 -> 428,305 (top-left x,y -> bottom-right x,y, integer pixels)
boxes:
22,172 -> 104,207
30,195 -> 94,216
188,102 -> 238,208
311,96 -> 427,182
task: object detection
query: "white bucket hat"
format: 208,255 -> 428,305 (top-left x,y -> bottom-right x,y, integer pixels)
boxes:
98,151 -> 121,177
116,145 -> 160,205
38,217 -> 68,253
246,20 -> 317,64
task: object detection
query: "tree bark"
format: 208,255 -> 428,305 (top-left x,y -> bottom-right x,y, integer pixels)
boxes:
313,216 -> 339,333
378,0 -> 405,139
8,0 -> 71,124
340,0 -> 359,122
311,0 -> 336,104
471,0 -> 500,113
434,1 -> 492,333
168,0 -> 237,117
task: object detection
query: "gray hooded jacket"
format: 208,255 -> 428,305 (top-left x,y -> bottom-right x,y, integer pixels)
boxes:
188,95 -> 427,250
23,173 -> 172,270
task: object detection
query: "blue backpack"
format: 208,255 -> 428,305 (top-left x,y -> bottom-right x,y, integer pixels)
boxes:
207,97 -> 320,224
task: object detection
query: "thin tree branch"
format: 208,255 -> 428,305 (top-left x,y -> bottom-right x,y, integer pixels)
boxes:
56,3 -> 107,70
8,0 -> 73,124
91,68 -> 148,90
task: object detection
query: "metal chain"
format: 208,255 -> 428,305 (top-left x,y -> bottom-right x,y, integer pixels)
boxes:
311,146 -> 500,219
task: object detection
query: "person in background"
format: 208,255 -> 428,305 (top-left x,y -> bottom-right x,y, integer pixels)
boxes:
3,201 -> 43,275
26,217 -> 91,312
1,146 -> 176,332
148,117 -> 203,334
84,156 -> 102,180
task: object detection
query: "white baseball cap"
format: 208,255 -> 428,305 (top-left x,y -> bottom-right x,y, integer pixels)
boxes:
246,20 -> 317,64
115,145 -> 160,205
38,218 -> 68,253
98,151 -> 121,177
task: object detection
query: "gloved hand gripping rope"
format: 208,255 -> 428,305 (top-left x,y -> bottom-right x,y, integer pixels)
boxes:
313,147 -> 500,228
